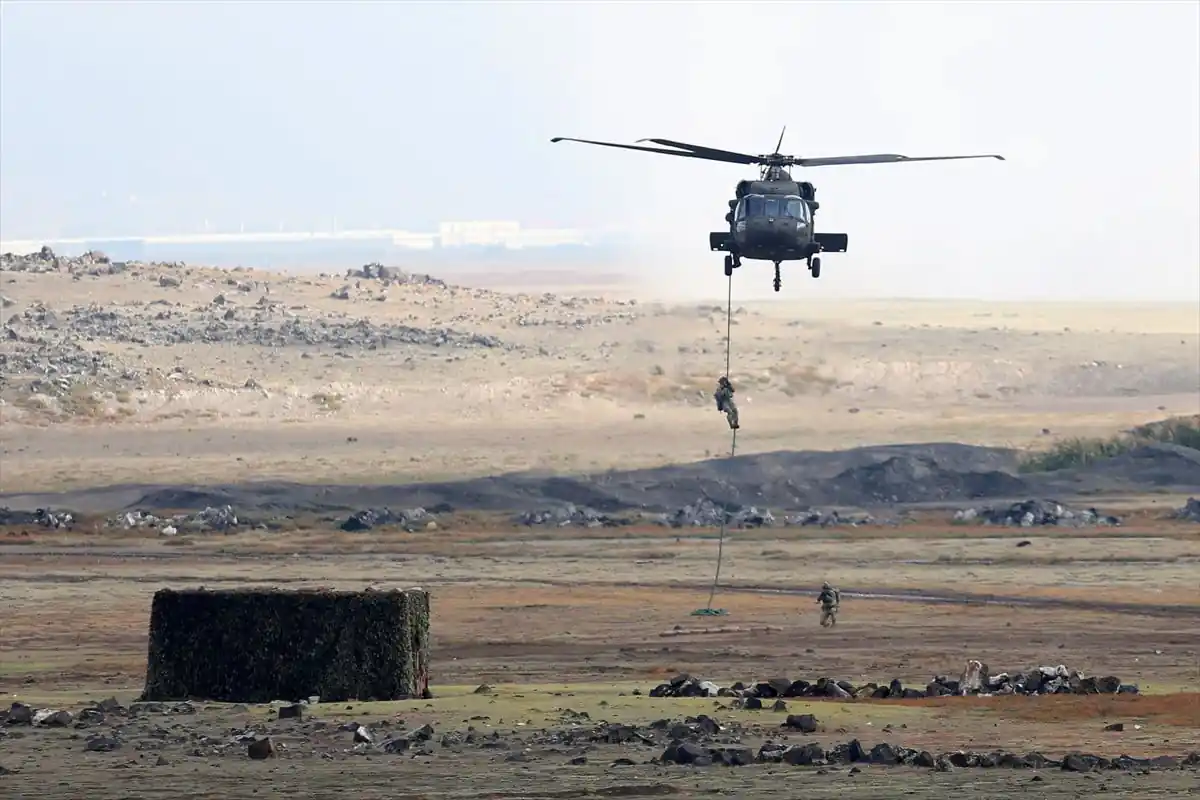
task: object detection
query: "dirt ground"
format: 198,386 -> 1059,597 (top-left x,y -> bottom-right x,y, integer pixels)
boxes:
1,522 -> 1198,799
2,262 -> 1198,797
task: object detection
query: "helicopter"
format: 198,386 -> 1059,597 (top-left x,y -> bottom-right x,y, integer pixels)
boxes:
551,129 -> 1004,291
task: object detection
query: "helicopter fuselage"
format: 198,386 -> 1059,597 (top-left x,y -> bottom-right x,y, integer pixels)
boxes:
709,171 -> 847,288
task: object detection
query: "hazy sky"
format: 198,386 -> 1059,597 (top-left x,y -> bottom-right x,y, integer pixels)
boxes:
1,1 -> 1197,301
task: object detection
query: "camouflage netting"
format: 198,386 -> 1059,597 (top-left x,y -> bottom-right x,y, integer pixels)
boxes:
140,588 -> 430,703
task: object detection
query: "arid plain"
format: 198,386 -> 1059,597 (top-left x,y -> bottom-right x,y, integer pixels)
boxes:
1,254 -> 1198,799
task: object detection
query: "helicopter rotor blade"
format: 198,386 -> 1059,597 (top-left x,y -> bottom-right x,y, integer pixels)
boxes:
550,136 -> 759,165
791,153 -> 1006,167
634,138 -> 762,165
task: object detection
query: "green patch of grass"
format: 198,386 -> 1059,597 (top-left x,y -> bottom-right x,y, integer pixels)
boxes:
1019,415 -> 1200,473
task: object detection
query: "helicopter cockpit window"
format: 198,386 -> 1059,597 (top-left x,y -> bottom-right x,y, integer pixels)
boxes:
784,197 -> 810,222
740,194 -> 809,221
741,195 -> 765,219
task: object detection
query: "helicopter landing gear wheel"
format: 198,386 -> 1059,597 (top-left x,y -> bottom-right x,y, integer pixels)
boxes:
723,255 -> 733,277
773,261 -> 782,292
810,256 -> 821,278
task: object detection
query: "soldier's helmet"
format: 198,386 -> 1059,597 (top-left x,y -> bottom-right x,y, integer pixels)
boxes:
822,582 -> 831,590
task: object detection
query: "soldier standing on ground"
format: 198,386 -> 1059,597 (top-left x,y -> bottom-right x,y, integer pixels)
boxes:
817,582 -> 840,627
713,376 -> 739,430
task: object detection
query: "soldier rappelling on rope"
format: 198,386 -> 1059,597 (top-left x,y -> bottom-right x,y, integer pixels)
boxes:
817,582 -> 840,627
713,376 -> 739,430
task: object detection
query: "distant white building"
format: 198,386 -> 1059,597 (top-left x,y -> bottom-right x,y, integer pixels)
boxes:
0,220 -> 605,263
435,221 -> 590,249
437,221 -> 522,248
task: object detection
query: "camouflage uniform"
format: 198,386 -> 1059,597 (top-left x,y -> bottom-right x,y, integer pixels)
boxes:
713,377 -> 740,430
817,582 -> 840,627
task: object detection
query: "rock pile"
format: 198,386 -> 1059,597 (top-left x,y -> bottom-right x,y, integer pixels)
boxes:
0,246 -> 185,278
660,498 -> 776,529
649,663 -> 1138,701
347,262 -> 447,288
2,272 -> 512,419
2,697 -> 137,728
6,695 -> 1197,774
107,506 -> 240,535
514,500 -> 876,530
658,501 -> 876,529
688,739 -> 1199,771
953,499 -> 1120,527
340,507 -> 437,532
2,302 -> 146,395
1174,497 -> 1200,522
46,302 -> 504,351
0,507 -> 75,528
515,505 -> 634,528
781,509 -> 878,527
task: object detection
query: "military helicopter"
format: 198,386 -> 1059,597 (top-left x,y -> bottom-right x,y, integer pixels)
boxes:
551,129 -> 1004,291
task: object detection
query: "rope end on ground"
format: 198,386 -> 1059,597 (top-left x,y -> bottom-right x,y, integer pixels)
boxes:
690,607 -> 728,617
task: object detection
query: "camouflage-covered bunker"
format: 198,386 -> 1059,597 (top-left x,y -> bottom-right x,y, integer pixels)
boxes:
140,587 -> 430,703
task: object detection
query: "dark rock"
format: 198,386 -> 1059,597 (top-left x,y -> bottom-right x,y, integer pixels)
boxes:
277,703 -> 303,720
1174,497 -> 1200,522
247,737 -> 275,759
784,714 -> 818,733
595,724 -> 642,744
661,740 -> 709,765
868,743 -> 902,764
710,746 -> 754,767
781,742 -> 825,766
5,703 -> 33,725
85,735 -> 121,752
383,723 -> 435,752
827,739 -> 866,764
956,498 -> 1121,528
1062,753 -> 1097,772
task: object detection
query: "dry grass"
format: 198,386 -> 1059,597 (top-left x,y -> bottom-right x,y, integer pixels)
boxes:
1019,414 -> 1200,472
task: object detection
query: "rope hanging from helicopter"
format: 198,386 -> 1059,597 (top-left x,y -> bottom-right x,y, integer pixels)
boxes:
697,271 -> 737,616
547,129 -> 1005,617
